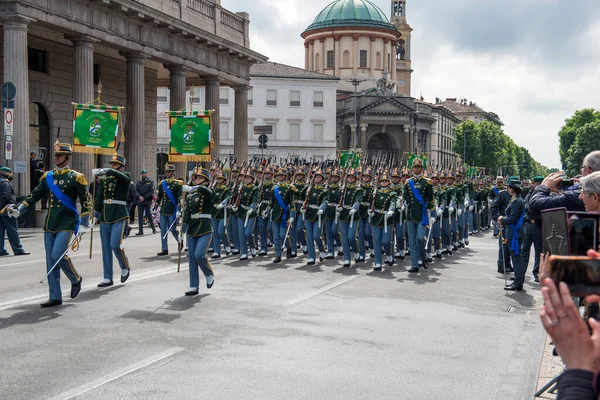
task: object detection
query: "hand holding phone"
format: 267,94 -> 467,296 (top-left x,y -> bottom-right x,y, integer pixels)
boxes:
547,255 -> 600,296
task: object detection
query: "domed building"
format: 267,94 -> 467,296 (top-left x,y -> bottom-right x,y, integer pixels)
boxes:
301,0 -> 412,95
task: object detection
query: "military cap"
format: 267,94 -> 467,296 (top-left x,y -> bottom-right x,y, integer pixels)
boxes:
275,167 -> 288,177
192,167 -> 211,181
507,177 -> 522,191
401,167 -> 410,177
109,153 -> 126,166
141,169 -> 148,174
245,170 -> 257,181
164,163 -> 176,172
346,168 -> 359,178
53,140 -> 72,155
314,169 -> 326,178
412,158 -> 424,168
390,168 -> 401,178
378,173 -> 391,182
533,176 -> 544,183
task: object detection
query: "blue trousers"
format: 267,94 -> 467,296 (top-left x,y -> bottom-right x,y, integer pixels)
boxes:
407,221 -> 425,269
187,234 -> 213,289
431,218 -> 442,252
305,220 -> 325,260
372,225 -> 392,266
236,216 -> 256,256
211,218 -> 229,256
457,211 -> 465,241
258,216 -> 269,252
451,215 -> 458,244
44,231 -> 80,301
339,220 -> 358,262
292,215 -> 306,252
228,212 -> 239,250
0,215 -> 25,254
394,221 -> 405,253
100,220 -> 129,281
160,214 -> 179,252
138,203 -> 155,232
464,210 -> 471,239
441,215 -> 453,248
271,220 -> 291,257
521,222 -> 543,276
497,232 -> 512,271
325,218 -> 341,253
358,217 -> 373,257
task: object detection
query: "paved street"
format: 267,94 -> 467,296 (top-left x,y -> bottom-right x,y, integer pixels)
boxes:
0,227 -> 545,400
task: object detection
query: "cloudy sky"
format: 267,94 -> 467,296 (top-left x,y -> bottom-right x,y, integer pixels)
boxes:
222,0 -> 600,168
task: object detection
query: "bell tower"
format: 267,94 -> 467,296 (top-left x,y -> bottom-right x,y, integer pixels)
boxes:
390,0 -> 413,96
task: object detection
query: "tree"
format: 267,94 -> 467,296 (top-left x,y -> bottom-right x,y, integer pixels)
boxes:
566,120 -> 600,176
453,120 -> 481,167
558,109 -> 600,166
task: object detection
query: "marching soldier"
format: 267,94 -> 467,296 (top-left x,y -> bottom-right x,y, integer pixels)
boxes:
454,168 -> 466,248
402,158 -> 433,272
257,166 -> 274,256
93,153 -> 132,287
357,168 -> 374,262
210,171 -> 232,259
368,172 -> 397,270
155,163 -> 182,256
499,177 -> 526,291
270,167 -> 296,263
440,170 -> 456,255
7,141 -> 90,307
292,168 -> 308,257
324,169 -> 343,259
232,170 -> 259,260
428,171 -> 446,260
227,166 -> 241,254
181,167 -> 215,295
391,168 -> 406,260
0,166 -> 29,256
337,168 -> 363,267
300,169 -> 328,265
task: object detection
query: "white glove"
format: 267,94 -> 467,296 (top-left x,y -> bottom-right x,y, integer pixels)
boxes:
487,199 -> 492,205
464,201 -> 469,208
182,185 -> 196,193
216,204 -> 224,210
430,217 -> 436,225
399,206 -> 406,212
469,205 -> 474,212
336,206 -> 343,213
385,210 -> 394,218
349,209 -> 357,216
232,206 -> 239,213
367,210 -> 375,218
92,168 -> 107,177
436,208 -> 443,217
396,199 -> 403,209
458,209 -> 463,216
6,204 -> 22,218
317,209 -> 324,216
300,208 -> 306,215
262,210 -> 269,219
288,218 -> 294,225
248,208 -> 254,215
176,211 -> 181,219
449,206 -> 455,214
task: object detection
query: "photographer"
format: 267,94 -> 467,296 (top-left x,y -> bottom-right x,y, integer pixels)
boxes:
579,171 -> 600,213
529,151 -> 600,214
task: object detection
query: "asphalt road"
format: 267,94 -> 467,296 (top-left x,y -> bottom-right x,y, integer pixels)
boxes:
0,227 -> 545,400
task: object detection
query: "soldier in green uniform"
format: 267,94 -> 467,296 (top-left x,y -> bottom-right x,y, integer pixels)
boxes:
368,172 -> 397,270
7,141 -> 91,307
463,174 -> 475,243
155,163 -> 182,256
489,176 -> 504,237
428,171 -> 446,260
300,169 -> 328,265
402,158 -> 434,272
210,171 -> 232,258
440,170 -> 456,255
500,177 -> 526,291
454,168 -> 466,248
232,170 -> 259,260
337,169 -> 363,267
324,169 -> 342,259
357,168 -> 374,262
390,168 -> 406,260
227,166 -> 241,254
270,167 -> 296,263
93,153 -> 132,287
257,166 -> 274,256
181,167 -> 215,295
292,168 -> 308,257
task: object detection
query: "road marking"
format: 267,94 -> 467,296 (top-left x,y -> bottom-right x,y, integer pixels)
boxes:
287,275 -> 359,305
50,347 -> 184,400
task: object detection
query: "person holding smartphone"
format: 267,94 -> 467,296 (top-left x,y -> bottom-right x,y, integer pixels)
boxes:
498,177 -> 526,291
579,171 -> 600,213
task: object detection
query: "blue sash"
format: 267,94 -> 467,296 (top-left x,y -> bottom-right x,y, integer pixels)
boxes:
408,179 -> 429,226
492,187 -> 499,195
162,180 -> 177,209
273,185 -> 288,228
509,212 -> 526,255
47,171 -> 80,234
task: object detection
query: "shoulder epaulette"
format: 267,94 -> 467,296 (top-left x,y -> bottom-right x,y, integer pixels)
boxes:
75,172 -> 88,186
41,171 -> 49,180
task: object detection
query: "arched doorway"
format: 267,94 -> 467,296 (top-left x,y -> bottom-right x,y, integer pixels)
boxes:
29,102 -> 50,169
368,132 -> 393,151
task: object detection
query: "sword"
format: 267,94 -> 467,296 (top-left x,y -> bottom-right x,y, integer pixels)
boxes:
349,211 -> 355,228
244,208 -> 251,228
425,221 -> 433,251
40,227 -> 91,284
282,220 -> 293,250
384,213 -> 388,234
224,206 -> 228,235
163,214 -> 179,240
499,230 -> 508,286
318,213 -> 322,229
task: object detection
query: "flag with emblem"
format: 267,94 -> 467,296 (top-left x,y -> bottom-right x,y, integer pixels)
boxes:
338,150 -> 361,168
168,110 -> 212,162
407,152 -> 428,168
72,103 -> 121,154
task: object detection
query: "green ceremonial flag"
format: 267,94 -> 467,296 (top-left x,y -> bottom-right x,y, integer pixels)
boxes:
72,104 -> 120,154
169,110 -> 212,162
339,151 -> 360,168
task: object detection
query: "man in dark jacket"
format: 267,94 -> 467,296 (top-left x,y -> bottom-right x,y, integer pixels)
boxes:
490,181 -> 512,274
135,169 -> 156,235
0,167 -> 29,256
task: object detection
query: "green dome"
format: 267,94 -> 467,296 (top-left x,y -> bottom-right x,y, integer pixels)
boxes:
304,0 -> 396,33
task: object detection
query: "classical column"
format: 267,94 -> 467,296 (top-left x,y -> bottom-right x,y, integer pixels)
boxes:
359,123 -> 368,149
334,36 -> 341,76
369,37 -> 376,76
308,41 -> 314,70
383,39 -> 389,73
352,35 -> 359,75
304,43 -> 309,70
168,65 -> 187,178
3,16 -> 31,195
319,39 -> 325,71
233,86 -> 249,163
404,125 -> 411,152
391,40 -> 397,82
121,52 -> 146,180
66,35 -> 95,181
204,77 -> 220,160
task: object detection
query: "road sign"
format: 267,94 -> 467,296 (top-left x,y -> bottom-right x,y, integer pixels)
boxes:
5,141 -> 12,160
2,82 -> 16,109
13,161 -> 27,173
258,144 -> 267,149
253,125 -> 273,135
4,108 -> 13,137
5,135 -> 12,142
258,134 -> 268,145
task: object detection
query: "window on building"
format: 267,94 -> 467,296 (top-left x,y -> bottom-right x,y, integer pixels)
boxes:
28,48 -> 48,73
267,122 -> 277,138
157,119 -> 168,141
326,50 -> 335,69
290,123 -> 300,141
247,89 -> 253,105
313,91 -> 324,108
248,122 -> 253,137
342,50 -> 350,68
157,88 -> 168,103
376,52 -> 381,69
220,121 -> 229,139
290,91 -> 301,107
219,88 -> 229,105
93,64 -> 101,85
315,53 -> 321,71
313,124 -> 323,141
359,50 -> 368,68
192,96 -> 201,104
266,90 -> 277,106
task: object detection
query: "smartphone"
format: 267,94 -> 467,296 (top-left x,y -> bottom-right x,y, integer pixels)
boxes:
568,212 -> 599,256
548,256 -> 600,296
561,179 -> 574,189
542,207 -> 570,255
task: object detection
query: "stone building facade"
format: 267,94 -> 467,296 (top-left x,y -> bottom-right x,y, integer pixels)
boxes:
0,0 -> 266,195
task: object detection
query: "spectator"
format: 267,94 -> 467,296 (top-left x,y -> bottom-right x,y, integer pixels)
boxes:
135,169 -> 156,235
529,150 -> 600,214
579,171 -> 600,213
0,167 -> 29,256
29,151 -> 37,190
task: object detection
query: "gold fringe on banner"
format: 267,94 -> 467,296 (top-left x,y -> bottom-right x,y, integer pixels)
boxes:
72,147 -> 117,155
169,155 -> 212,162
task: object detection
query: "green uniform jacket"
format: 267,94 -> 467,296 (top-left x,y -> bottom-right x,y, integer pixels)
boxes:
94,169 -> 131,224
370,188 -> 397,228
455,183 -> 465,206
228,181 -> 241,218
359,185 -> 374,219
402,176 -> 434,223
434,187 -> 447,213
270,183 -> 296,223
464,181 -> 475,202
236,184 -> 259,220
184,186 -> 213,237
443,186 -> 457,218
489,185 -> 503,201
392,183 -> 404,223
339,185 -> 363,222
304,185 -> 328,223
258,181 -> 274,216
325,185 -> 341,220
211,185 -> 231,220
157,178 -> 183,216
293,183 -> 307,218
22,167 -> 90,232
500,195 -> 525,241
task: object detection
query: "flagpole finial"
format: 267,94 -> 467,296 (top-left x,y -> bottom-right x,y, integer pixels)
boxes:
189,87 -> 195,113
97,81 -> 102,102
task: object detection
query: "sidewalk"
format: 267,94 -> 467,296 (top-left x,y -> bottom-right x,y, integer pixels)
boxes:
535,333 -> 563,399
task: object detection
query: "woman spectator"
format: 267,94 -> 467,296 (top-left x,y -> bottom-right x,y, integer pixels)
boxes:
579,171 -> 600,213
